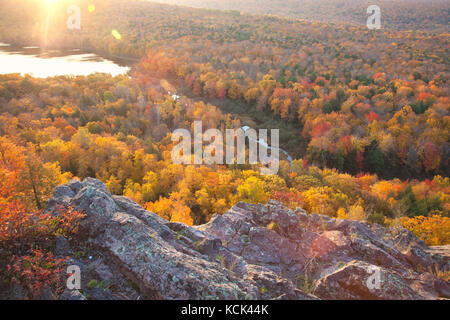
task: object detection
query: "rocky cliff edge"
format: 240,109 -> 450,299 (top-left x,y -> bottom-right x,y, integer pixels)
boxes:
43,178 -> 449,300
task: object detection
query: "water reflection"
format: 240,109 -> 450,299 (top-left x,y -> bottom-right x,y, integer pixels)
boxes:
0,43 -> 130,78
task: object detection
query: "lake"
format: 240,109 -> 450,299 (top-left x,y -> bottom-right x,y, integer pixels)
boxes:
0,43 -> 131,78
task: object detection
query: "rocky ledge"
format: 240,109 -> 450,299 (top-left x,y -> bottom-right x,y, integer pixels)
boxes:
44,178 -> 448,300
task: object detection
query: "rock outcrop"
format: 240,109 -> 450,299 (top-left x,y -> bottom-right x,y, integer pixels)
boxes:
45,178 -> 449,300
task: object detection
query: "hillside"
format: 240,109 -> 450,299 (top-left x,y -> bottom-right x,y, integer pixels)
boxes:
151,0 -> 450,32
0,0 -> 448,179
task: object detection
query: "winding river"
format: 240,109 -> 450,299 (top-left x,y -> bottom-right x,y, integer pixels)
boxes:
242,126 -> 294,166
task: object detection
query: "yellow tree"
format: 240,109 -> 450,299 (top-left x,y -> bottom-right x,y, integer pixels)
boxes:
237,176 -> 269,204
17,145 -> 72,209
145,192 -> 193,225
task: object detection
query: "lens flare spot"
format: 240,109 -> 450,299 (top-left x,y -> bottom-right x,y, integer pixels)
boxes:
111,30 -> 122,40
88,4 -> 96,13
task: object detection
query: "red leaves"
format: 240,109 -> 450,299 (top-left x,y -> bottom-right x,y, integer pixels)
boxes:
0,202 -> 85,250
373,72 -> 385,80
6,249 -> 67,295
193,81 -> 203,96
141,51 -> 177,78
418,92 -> 432,101
185,74 -> 194,87
0,203 -> 84,297
421,142 -> 440,172
271,88 -> 295,100
303,158 -> 309,169
217,86 -> 226,99
356,151 -> 364,172
0,201 -> 40,245
339,135 -> 352,153
311,122 -> 331,138
272,191 -> 304,209
365,111 -> 379,123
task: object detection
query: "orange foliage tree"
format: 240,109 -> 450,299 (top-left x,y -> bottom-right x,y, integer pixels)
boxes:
145,192 -> 193,225
398,214 -> 450,246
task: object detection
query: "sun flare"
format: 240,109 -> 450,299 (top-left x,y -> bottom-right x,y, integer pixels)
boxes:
44,0 -> 59,6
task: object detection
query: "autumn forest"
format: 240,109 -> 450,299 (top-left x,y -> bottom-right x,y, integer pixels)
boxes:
0,0 -> 448,298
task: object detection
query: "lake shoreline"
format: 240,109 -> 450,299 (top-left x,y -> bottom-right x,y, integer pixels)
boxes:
0,39 -> 140,67
0,42 -> 132,78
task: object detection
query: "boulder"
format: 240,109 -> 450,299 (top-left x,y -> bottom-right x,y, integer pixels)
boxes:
54,235 -> 72,257
314,260 -> 426,300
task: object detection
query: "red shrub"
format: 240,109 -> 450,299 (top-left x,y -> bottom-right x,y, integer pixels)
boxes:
6,249 -> 67,296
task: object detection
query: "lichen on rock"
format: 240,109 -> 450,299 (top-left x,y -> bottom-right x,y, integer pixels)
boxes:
44,178 -> 449,300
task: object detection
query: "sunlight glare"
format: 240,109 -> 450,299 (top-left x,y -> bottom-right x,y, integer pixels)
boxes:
112,30 -> 122,40
45,0 -> 58,6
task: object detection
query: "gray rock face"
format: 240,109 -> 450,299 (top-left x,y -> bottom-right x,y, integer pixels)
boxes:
44,179 -> 449,300
314,260 -> 426,300
60,289 -> 87,300
54,235 -> 72,257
